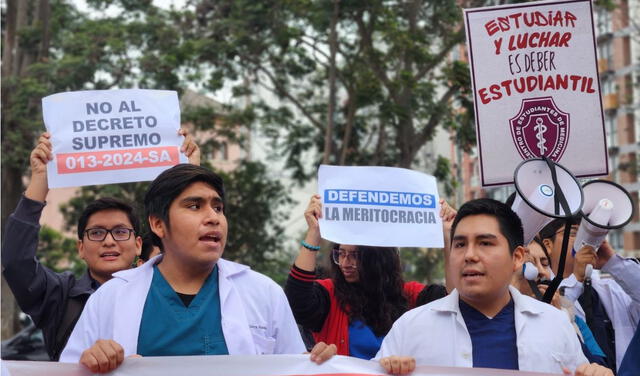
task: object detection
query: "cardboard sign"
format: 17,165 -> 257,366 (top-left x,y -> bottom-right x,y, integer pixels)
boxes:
42,89 -> 187,188
318,165 -> 443,248
464,0 -> 607,186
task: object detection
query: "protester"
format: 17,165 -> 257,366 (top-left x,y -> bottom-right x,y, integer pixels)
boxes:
60,164 -> 335,373
540,218 -> 640,371
1,130 -> 198,361
284,194 -> 455,359
511,237 -> 608,366
511,237 -> 555,304
136,233 -> 162,266
376,198 -> 612,376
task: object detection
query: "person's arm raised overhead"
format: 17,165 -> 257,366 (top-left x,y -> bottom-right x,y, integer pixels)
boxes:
284,194 -> 330,332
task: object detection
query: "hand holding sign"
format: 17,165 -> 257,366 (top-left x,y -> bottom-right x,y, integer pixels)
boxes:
178,128 -> 201,166
24,133 -> 53,203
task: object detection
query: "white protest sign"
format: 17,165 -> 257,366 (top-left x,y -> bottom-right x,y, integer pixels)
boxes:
3,355 -> 557,376
464,0 -> 607,186
318,165 -> 443,248
42,89 -> 187,188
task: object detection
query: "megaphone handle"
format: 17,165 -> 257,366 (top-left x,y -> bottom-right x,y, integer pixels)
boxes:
542,157 -> 572,217
543,218 -> 573,303
582,278 -> 594,328
527,280 -> 544,300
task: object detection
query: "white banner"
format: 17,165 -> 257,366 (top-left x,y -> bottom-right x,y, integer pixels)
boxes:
318,165 -> 443,248
464,0 -> 607,186
1,355 -> 559,376
42,89 -> 187,188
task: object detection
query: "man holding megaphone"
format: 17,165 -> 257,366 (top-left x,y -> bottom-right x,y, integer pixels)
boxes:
539,217 -> 640,373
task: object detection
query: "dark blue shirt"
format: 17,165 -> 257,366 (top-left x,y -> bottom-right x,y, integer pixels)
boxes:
137,264 -> 228,356
459,298 -> 519,370
348,320 -> 384,360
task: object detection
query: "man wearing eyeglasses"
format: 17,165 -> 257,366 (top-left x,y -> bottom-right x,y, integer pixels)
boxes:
1,130 -> 198,361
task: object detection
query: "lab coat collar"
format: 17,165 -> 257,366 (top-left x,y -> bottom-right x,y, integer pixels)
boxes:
430,286 -> 545,316
112,255 -> 250,282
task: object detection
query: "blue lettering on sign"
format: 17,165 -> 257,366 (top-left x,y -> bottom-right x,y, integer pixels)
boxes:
324,189 -> 436,209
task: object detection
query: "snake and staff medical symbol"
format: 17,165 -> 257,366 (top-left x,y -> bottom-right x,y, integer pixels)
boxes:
509,96 -> 570,161
534,118 -> 548,155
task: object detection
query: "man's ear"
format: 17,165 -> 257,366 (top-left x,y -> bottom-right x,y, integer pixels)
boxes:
77,239 -> 85,260
542,237 -> 553,252
148,215 -> 166,240
134,236 -> 143,257
512,245 -> 526,272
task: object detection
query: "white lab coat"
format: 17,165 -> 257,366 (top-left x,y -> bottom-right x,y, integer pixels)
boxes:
59,255 -> 305,362
374,286 -> 588,374
560,254 -> 640,370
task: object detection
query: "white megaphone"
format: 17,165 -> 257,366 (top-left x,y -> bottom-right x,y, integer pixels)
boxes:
512,158 -> 584,245
572,180 -> 635,255
522,262 -> 538,281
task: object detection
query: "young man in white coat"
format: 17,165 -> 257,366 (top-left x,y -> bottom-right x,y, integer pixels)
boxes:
375,198 -> 612,376
60,164 -> 335,373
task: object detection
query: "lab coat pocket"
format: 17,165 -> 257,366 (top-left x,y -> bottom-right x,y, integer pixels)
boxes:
251,333 -> 276,355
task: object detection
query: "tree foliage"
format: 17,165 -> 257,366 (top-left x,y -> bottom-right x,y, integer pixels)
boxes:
182,0 -> 484,182
37,226 -> 85,277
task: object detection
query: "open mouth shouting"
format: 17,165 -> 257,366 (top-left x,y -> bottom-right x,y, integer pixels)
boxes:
199,231 -> 223,247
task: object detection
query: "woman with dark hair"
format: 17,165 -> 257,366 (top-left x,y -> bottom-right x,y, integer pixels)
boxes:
285,195 -> 454,359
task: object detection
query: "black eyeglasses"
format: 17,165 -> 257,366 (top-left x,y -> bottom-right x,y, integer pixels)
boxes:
331,248 -> 359,265
84,227 -> 134,242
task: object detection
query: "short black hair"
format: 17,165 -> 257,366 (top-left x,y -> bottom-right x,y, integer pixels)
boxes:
450,198 -> 524,254
538,215 -> 581,241
140,232 -> 162,261
77,197 -> 140,240
144,164 -> 225,245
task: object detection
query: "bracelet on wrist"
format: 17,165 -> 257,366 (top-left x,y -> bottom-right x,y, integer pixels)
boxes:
300,240 -> 321,251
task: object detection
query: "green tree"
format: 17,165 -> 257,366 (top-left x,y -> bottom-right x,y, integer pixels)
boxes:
183,0 -> 484,181
37,226 -> 86,277
1,0 -> 152,338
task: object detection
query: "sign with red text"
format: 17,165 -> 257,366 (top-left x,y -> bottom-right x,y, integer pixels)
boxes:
42,89 -> 187,188
464,0 -> 607,186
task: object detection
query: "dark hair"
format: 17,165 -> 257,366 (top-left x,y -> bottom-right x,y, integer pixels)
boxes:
144,164 -> 225,246
450,198 -> 524,253
331,244 -> 408,337
140,233 -> 162,261
531,236 -> 551,262
538,215 -> 581,241
77,197 -> 140,240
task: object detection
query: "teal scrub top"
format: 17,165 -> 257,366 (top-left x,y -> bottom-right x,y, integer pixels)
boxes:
137,264 -> 229,356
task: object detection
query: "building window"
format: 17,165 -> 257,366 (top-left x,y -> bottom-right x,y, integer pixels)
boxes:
608,229 -> 623,251
597,41 -> 612,68
596,8 -> 612,35
602,78 -> 615,96
211,142 -> 229,161
606,115 -> 617,147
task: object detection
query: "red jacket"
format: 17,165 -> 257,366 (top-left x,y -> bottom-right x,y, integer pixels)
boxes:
312,279 -> 424,356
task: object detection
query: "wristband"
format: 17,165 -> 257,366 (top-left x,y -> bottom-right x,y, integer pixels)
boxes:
300,240 -> 321,251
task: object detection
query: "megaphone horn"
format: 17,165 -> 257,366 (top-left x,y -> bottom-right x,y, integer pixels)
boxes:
573,180 -> 635,254
511,158 -> 584,245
